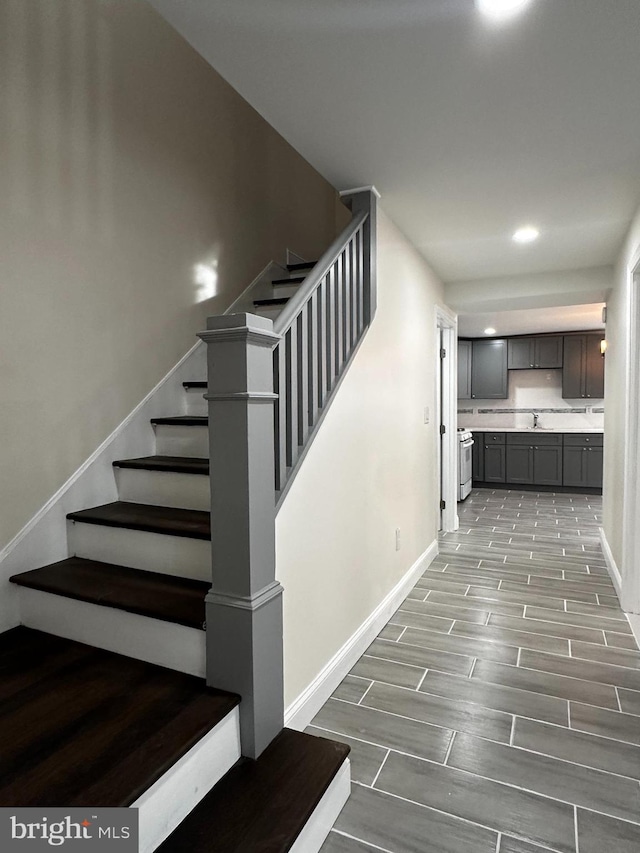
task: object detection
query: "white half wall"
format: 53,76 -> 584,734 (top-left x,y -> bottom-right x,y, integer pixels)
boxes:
276,207 -> 449,708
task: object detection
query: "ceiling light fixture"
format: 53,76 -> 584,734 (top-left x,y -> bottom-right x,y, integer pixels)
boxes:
484,327 -> 496,335
476,0 -> 532,21
512,226 -> 540,244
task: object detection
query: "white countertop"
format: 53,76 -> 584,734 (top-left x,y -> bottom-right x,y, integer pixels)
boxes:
462,427 -> 604,434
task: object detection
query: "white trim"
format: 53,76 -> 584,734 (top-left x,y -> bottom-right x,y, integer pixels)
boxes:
339,185 -> 381,199
627,613 -> 640,648
288,759 -> 351,853
284,539 -> 438,730
132,707 -> 241,853
0,340 -> 203,566
436,305 -> 459,534
598,527 -> 623,599
621,251 -> 640,614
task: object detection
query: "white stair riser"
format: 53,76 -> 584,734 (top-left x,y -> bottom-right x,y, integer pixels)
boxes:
134,709 -> 240,853
17,587 -> 206,676
289,760 -> 351,853
115,468 -> 210,511
272,283 -> 301,299
154,425 -> 209,457
184,388 -> 208,416
68,521 -> 211,581
253,305 -> 283,321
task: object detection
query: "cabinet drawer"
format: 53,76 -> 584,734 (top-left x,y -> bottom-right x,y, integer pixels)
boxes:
506,433 -> 562,446
563,433 -> 603,447
482,432 -> 506,445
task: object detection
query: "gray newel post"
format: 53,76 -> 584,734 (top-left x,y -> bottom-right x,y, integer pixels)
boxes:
197,313 -> 283,760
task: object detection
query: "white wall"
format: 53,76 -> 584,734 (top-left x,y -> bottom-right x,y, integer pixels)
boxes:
276,208 -> 448,708
603,206 -> 640,572
459,370 -> 604,431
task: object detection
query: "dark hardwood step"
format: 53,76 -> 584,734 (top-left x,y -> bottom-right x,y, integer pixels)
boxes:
286,261 -> 316,272
67,502 -> 210,540
271,276 -> 305,286
0,627 -> 239,807
113,455 -> 209,475
182,381 -> 207,390
157,728 -> 349,853
253,297 -> 290,307
10,558 -> 208,629
151,416 -> 208,426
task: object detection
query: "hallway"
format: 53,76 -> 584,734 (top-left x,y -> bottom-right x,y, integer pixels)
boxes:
312,489 -> 640,853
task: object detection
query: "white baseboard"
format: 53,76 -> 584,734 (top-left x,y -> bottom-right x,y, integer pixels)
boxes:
628,613 -> 640,648
599,527 -> 623,598
289,759 -> 351,853
284,539 -> 438,730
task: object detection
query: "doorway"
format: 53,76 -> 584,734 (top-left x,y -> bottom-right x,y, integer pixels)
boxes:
436,306 -> 458,533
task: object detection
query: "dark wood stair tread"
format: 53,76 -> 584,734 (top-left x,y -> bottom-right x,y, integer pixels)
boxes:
182,381 -> 207,389
113,455 -> 209,475
157,728 -> 349,853
10,558 -> 208,629
0,627 -> 239,807
67,502 -> 210,540
286,261 -> 316,272
271,276 -> 305,285
151,416 -> 208,426
253,297 -> 290,307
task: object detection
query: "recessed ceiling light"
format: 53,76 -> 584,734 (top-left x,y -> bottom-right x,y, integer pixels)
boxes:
484,327 -> 496,335
512,226 -> 540,244
476,0 -> 532,21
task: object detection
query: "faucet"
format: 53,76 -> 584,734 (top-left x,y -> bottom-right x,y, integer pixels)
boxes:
532,412 -> 540,429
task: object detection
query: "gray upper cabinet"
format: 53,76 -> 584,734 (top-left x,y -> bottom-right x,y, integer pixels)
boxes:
457,340 -> 472,400
471,339 -> 508,399
508,336 -> 563,369
562,334 -> 605,399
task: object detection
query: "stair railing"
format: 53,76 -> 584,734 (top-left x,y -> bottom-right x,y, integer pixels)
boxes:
198,188 -> 377,758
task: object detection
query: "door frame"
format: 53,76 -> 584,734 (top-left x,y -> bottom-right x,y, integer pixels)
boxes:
621,251 -> 640,614
436,305 -> 458,533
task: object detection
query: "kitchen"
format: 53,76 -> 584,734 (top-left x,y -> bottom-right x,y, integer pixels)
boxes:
456,304 -> 605,501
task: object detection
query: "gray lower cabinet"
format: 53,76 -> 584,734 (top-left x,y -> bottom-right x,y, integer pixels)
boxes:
458,340 -> 472,400
473,432 -> 602,489
483,433 -> 506,483
563,434 -> 604,488
471,339 -> 508,399
506,434 -> 563,487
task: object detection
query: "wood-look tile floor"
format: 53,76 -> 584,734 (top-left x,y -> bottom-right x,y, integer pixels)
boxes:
314,489 -> 640,853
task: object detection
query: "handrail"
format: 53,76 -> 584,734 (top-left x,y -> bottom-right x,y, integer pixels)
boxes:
274,210 -> 368,336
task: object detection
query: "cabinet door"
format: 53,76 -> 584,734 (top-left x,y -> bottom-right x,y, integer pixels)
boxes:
585,447 -> 603,488
585,335 -> 605,399
534,446 -> 563,486
562,336 -> 585,398
484,444 -> 506,482
471,339 -> 508,399
563,446 -> 586,487
508,338 -> 535,369
458,340 -> 472,400
506,445 -> 534,484
472,437 -> 484,482
535,336 -> 563,369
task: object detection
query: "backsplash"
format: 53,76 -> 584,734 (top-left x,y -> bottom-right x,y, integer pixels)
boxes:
458,370 -> 604,431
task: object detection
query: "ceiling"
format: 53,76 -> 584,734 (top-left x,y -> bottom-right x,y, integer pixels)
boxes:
150,0 -> 640,284
458,302 -> 605,337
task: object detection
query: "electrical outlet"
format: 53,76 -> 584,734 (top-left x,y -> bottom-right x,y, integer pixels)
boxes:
424,407 -> 430,424
395,528 -> 401,550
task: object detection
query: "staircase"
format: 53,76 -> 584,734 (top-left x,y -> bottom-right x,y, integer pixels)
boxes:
3,253 -> 353,852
